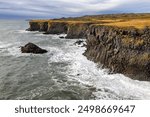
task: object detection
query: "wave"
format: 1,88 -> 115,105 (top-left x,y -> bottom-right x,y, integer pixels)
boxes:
15,30 -> 39,34
0,41 -> 13,49
0,41 -> 29,57
1,31 -> 150,99
48,39 -> 150,100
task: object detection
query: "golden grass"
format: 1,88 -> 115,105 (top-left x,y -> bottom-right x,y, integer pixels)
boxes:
30,20 -> 94,24
30,14 -> 150,29
103,19 -> 150,29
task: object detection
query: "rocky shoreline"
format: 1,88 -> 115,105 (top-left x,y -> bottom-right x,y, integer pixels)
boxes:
27,21 -> 92,39
84,25 -> 150,81
27,14 -> 150,81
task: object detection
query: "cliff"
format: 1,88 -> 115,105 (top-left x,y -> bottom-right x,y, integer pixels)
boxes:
28,20 -> 93,38
28,21 -> 48,31
84,25 -> 150,81
27,13 -> 150,81
46,22 -> 68,34
65,23 -> 92,39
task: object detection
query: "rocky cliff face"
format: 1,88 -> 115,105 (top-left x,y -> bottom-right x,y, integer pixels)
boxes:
28,22 -> 48,31
84,25 -> 150,81
28,21 -> 67,34
28,21 -> 92,38
46,22 -> 68,34
66,23 -> 91,39
27,20 -> 150,81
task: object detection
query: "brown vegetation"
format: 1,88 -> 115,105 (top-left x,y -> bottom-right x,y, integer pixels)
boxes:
30,13 -> 150,29
28,13 -> 150,81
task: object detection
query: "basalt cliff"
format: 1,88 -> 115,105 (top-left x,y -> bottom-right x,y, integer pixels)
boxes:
27,20 -> 93,39
27,13 -> 150,81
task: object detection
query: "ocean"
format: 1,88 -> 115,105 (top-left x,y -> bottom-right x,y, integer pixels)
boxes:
0,20 -> 150,100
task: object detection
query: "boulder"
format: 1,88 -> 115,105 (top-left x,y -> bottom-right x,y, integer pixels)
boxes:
21,43 -> 47,54
74,40 -> 86,47
74,40 -> 84,45
59,36 -> 65,39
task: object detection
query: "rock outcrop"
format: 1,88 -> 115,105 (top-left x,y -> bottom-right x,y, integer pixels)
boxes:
28,21 -> 92,38
46,22 -> 68,34
84,25 -> 150,81
65,23 -> 91,39
27,13 -> 150,81
21,43 -> 48,54
27,22 -> 48,32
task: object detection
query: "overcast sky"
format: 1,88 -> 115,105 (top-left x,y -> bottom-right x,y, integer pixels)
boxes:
0,0 -> 150,19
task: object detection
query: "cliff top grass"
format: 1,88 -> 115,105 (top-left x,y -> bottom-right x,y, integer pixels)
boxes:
98,19 -> 150,29
30,19 -> 104,24
30,13 -> 150,29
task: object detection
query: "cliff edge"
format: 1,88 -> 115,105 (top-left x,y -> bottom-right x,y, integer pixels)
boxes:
27,13 -> 150,81
84,25 -> 150,81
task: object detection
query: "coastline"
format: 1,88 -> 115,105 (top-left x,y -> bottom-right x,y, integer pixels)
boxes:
27,13 -> 150,81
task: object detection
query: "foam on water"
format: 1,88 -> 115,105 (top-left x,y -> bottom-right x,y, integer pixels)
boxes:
0,41 -> 12,49
0,40 -> 31,57
16,30 -> 30,33
48,39 -> 150,100
0,21 -> 150,100
7,46 -> 22,57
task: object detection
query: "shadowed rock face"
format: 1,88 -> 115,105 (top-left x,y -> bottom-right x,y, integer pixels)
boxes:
39,22 -> 48,32
65,23 -> 91,39
28,22 -> 40,31
28,21 -> 91,38
27,17 -> 150,81
21,43 -> 48,54
46,22 -> 68,34
84,25 -> 150,81
27,22 -> 48,32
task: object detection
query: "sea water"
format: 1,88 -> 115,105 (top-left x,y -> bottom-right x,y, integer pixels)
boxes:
0,20 -> 150,100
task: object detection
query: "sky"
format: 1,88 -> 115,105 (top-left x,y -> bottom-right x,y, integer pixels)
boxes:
0,0 -> 150,19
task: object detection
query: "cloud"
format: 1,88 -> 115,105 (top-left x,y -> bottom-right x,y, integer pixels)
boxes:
0,0 -> 149,19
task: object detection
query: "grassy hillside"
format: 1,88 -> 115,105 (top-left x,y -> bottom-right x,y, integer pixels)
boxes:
30,13 -> 150,29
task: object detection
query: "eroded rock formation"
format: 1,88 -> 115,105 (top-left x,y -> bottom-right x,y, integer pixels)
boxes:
28,21 -> 92,38
27,15 -> 150,81
84,25 -> 150,81
65,23 -> 91,39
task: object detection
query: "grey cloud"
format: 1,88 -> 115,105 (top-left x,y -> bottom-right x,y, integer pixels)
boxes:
0,0 -> 149,19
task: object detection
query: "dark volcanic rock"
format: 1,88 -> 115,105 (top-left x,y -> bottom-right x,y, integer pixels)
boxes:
28,21 -> 93,39
39,22 -> 48,32
59,36 -> 65,39
66,23 -> 91,39
28,22 -> 40,31
27,22 -> 48,32
74,40 -> 84,45
21,43 -> 48,54
27,20 -> 150,81
84,25 -> 150,81
74,40 -> 87,47
46,22 -> 68,34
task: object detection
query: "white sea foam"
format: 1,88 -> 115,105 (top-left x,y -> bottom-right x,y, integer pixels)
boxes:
6,46 -> 22,57
52,34 -> 67,39
48,39 -> 150,99
0,41 -> 12,49
0,41 -> 29,57
16,30 -> 39,34
16,30 -> 29,33
1,29 -> 150,99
